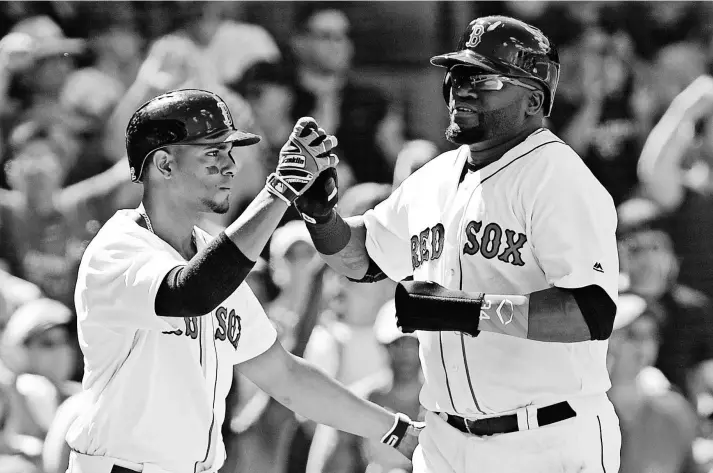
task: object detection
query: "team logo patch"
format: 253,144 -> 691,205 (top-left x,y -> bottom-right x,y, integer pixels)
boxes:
466,23 -> 485,48
217,101 -> 233,128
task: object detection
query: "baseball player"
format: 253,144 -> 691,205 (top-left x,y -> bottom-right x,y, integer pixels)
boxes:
295,16 -> 621,473
67,89 -> 421,473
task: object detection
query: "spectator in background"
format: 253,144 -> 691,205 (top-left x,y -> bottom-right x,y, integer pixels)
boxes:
290,4 -> 405,185
618,227 -> 713,402
0,299 -> 79,443
549,28 -> 644,206
58,67 -> 125,186
638,75 -> 713,300
391,140 -> 439,190
0,129 -> 129,308
304,183 -> 396,389
306,299 -> 423,473
2,16 -> 84,128
88,24 -> 143,90
607,293 -> 697,473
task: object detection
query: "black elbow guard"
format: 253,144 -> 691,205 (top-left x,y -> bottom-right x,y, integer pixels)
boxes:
347,257 -> 387,284
570,285 -> 617,340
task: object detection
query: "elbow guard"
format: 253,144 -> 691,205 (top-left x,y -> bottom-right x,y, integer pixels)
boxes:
570,285 -> 616,340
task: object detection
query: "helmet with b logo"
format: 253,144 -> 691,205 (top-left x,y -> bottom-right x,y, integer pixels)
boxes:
125,89 -> 261,183
431,16 -> 560,116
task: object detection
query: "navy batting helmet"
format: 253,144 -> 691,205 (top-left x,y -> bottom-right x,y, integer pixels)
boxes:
126,89 -> 261,183
431,16 -> 560,116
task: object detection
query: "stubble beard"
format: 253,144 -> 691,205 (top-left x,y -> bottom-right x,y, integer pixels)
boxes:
201,197 -> 230,215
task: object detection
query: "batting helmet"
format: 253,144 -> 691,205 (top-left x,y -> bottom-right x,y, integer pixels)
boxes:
431,16 -> 560,116
126,89 -> 261,182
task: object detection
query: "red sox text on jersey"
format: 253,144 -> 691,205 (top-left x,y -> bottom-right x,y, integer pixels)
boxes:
411,221 -> 527,270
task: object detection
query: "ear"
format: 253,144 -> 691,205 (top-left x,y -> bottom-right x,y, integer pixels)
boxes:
152,149 -> 175,180
526,90 -> 545,116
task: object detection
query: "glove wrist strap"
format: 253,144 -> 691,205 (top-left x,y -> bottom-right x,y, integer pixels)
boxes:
265,173 -> 300,204
380,412 -> 411,448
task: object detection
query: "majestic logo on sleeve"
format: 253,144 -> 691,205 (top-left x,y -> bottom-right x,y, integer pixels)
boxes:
462,220 -> 527,266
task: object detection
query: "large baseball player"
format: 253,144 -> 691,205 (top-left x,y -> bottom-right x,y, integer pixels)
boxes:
67,89 -> 421,473
296,16 -> 621,473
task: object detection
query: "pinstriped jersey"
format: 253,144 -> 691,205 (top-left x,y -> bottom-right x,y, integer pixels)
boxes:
363,128 -> 618,418
68,212 -> 277,473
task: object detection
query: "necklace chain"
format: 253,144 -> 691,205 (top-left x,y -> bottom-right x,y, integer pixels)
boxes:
137,203 -> 154,234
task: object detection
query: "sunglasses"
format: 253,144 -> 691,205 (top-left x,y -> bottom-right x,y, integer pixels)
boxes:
447,71 -> 537,92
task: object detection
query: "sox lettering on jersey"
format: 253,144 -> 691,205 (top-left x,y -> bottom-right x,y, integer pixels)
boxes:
463,220 -> 527,266
410,221 -> 527,270
166,307 -> 242,349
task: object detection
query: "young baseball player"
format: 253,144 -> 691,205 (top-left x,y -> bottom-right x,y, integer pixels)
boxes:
296,16 -> 621,473
67,89 -> 421,473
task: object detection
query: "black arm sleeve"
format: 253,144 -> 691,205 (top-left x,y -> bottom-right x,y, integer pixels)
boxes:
155,232 -> 256,318
569,285 -> 617,340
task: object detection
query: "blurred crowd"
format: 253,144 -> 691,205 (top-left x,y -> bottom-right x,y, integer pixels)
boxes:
1,1 -> 713,473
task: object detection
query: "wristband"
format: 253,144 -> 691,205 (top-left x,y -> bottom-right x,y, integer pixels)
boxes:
380,412 -> 411,448
304,210 -> 351,255
265,173 -> 299,204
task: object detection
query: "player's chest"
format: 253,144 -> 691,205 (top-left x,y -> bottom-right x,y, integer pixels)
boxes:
407,176 -> 533,274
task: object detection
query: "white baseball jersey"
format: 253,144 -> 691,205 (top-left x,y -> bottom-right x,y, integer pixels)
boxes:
363,128 -> 618,418
68,210 -> 277,473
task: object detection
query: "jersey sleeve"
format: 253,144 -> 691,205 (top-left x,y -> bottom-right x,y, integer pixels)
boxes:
75,228 -> 184,330
362,183 -> 414,282
231,284 -> 277,364
526,145 -> 619,302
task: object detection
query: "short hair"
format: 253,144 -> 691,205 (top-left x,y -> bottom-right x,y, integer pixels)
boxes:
232,61 -> 294,99
294,2 -> 348,33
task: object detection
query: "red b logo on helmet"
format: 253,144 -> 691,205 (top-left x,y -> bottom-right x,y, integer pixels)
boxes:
466,24 -> 485,48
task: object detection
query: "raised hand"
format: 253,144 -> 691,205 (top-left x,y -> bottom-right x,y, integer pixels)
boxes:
265,117 -> 339,205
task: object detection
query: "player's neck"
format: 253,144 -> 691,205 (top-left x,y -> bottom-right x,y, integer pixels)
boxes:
141,193 -> 199,260
467,122 -> 542,169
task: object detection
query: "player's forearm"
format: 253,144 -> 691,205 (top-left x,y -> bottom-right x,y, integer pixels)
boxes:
225,187 -> 289,261
476,288 -> 588,342
155,189 -> 288,317
272,354 -> 395,441
399,282 -> 614,343
308,214 -> 371,280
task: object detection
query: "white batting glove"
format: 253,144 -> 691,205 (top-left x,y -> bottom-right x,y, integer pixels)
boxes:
265,117 -> 339,204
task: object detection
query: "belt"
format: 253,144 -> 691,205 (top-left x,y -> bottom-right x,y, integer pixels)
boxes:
440,401 -> 576,436
111,466 -> 140,473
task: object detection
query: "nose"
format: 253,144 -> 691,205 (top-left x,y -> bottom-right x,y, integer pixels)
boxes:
222,153 -> 237,177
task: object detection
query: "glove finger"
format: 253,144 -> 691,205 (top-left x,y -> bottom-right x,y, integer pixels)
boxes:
293,117 -> 318,138
313,135 -> 338,156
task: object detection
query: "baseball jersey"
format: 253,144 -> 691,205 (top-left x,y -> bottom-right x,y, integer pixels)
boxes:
67,209 -> 277,473
363,128 -> 618,417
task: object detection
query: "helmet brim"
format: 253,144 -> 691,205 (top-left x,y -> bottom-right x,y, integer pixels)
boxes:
186,128 -> 262,147
430,50 -> 507,74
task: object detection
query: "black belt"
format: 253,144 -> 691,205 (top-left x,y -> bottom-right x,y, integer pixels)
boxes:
111,466 -> 139,473
440,401 -> 576,436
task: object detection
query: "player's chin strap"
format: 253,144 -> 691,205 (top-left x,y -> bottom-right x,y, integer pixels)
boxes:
380,412 -> 412,448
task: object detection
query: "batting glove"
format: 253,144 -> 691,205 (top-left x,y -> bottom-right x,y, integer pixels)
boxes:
294,167 -> 339,224
265,117 -> 338,205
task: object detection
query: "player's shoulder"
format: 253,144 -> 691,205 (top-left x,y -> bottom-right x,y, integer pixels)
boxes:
517,128 -> 580,167
81,209 -> 150,260
396,147 -> 463,189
